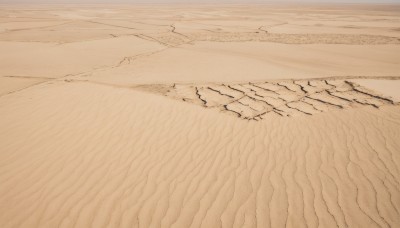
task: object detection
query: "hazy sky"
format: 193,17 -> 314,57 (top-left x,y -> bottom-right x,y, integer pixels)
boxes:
1,0 -> 400,3
1,0 -> 399,3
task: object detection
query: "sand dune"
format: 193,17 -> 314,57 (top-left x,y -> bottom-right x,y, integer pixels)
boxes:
85,42 -> 400,84
0,76 -> 49,96
0,4 -> 399,228
1,81 -> 399,228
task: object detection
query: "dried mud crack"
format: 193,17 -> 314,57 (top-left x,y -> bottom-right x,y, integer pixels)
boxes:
133,79 -> 399,120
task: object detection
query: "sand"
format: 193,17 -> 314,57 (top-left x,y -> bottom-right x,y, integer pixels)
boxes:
0,4 -> 399,228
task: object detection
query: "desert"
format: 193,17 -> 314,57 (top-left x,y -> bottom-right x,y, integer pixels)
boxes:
0,3 -> 399,228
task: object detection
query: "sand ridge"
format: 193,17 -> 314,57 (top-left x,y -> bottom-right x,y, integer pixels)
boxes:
150,32 -> 400,47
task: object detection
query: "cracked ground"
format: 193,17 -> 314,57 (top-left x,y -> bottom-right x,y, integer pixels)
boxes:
133,79 -> 399,120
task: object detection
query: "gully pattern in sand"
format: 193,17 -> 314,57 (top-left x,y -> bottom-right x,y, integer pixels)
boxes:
134,78 -> 399,120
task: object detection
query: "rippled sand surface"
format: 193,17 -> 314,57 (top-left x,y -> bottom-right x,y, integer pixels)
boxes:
0,4 -> 399,228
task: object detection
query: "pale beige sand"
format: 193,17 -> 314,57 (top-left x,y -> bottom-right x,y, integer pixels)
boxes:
0,76 -> 48,96
351,79 -> 400,102
0,4 -> 400,228
1,81 -> 400,228
0,37 -> 163,78
88,42 -> 400,84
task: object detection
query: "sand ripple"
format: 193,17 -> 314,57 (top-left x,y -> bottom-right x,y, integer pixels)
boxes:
0,82 -> 399,227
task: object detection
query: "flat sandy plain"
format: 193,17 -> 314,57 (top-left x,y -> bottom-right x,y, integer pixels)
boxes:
1,3 -> 400,228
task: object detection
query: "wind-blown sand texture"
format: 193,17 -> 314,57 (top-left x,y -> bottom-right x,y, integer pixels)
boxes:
0,4 -> 400,228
